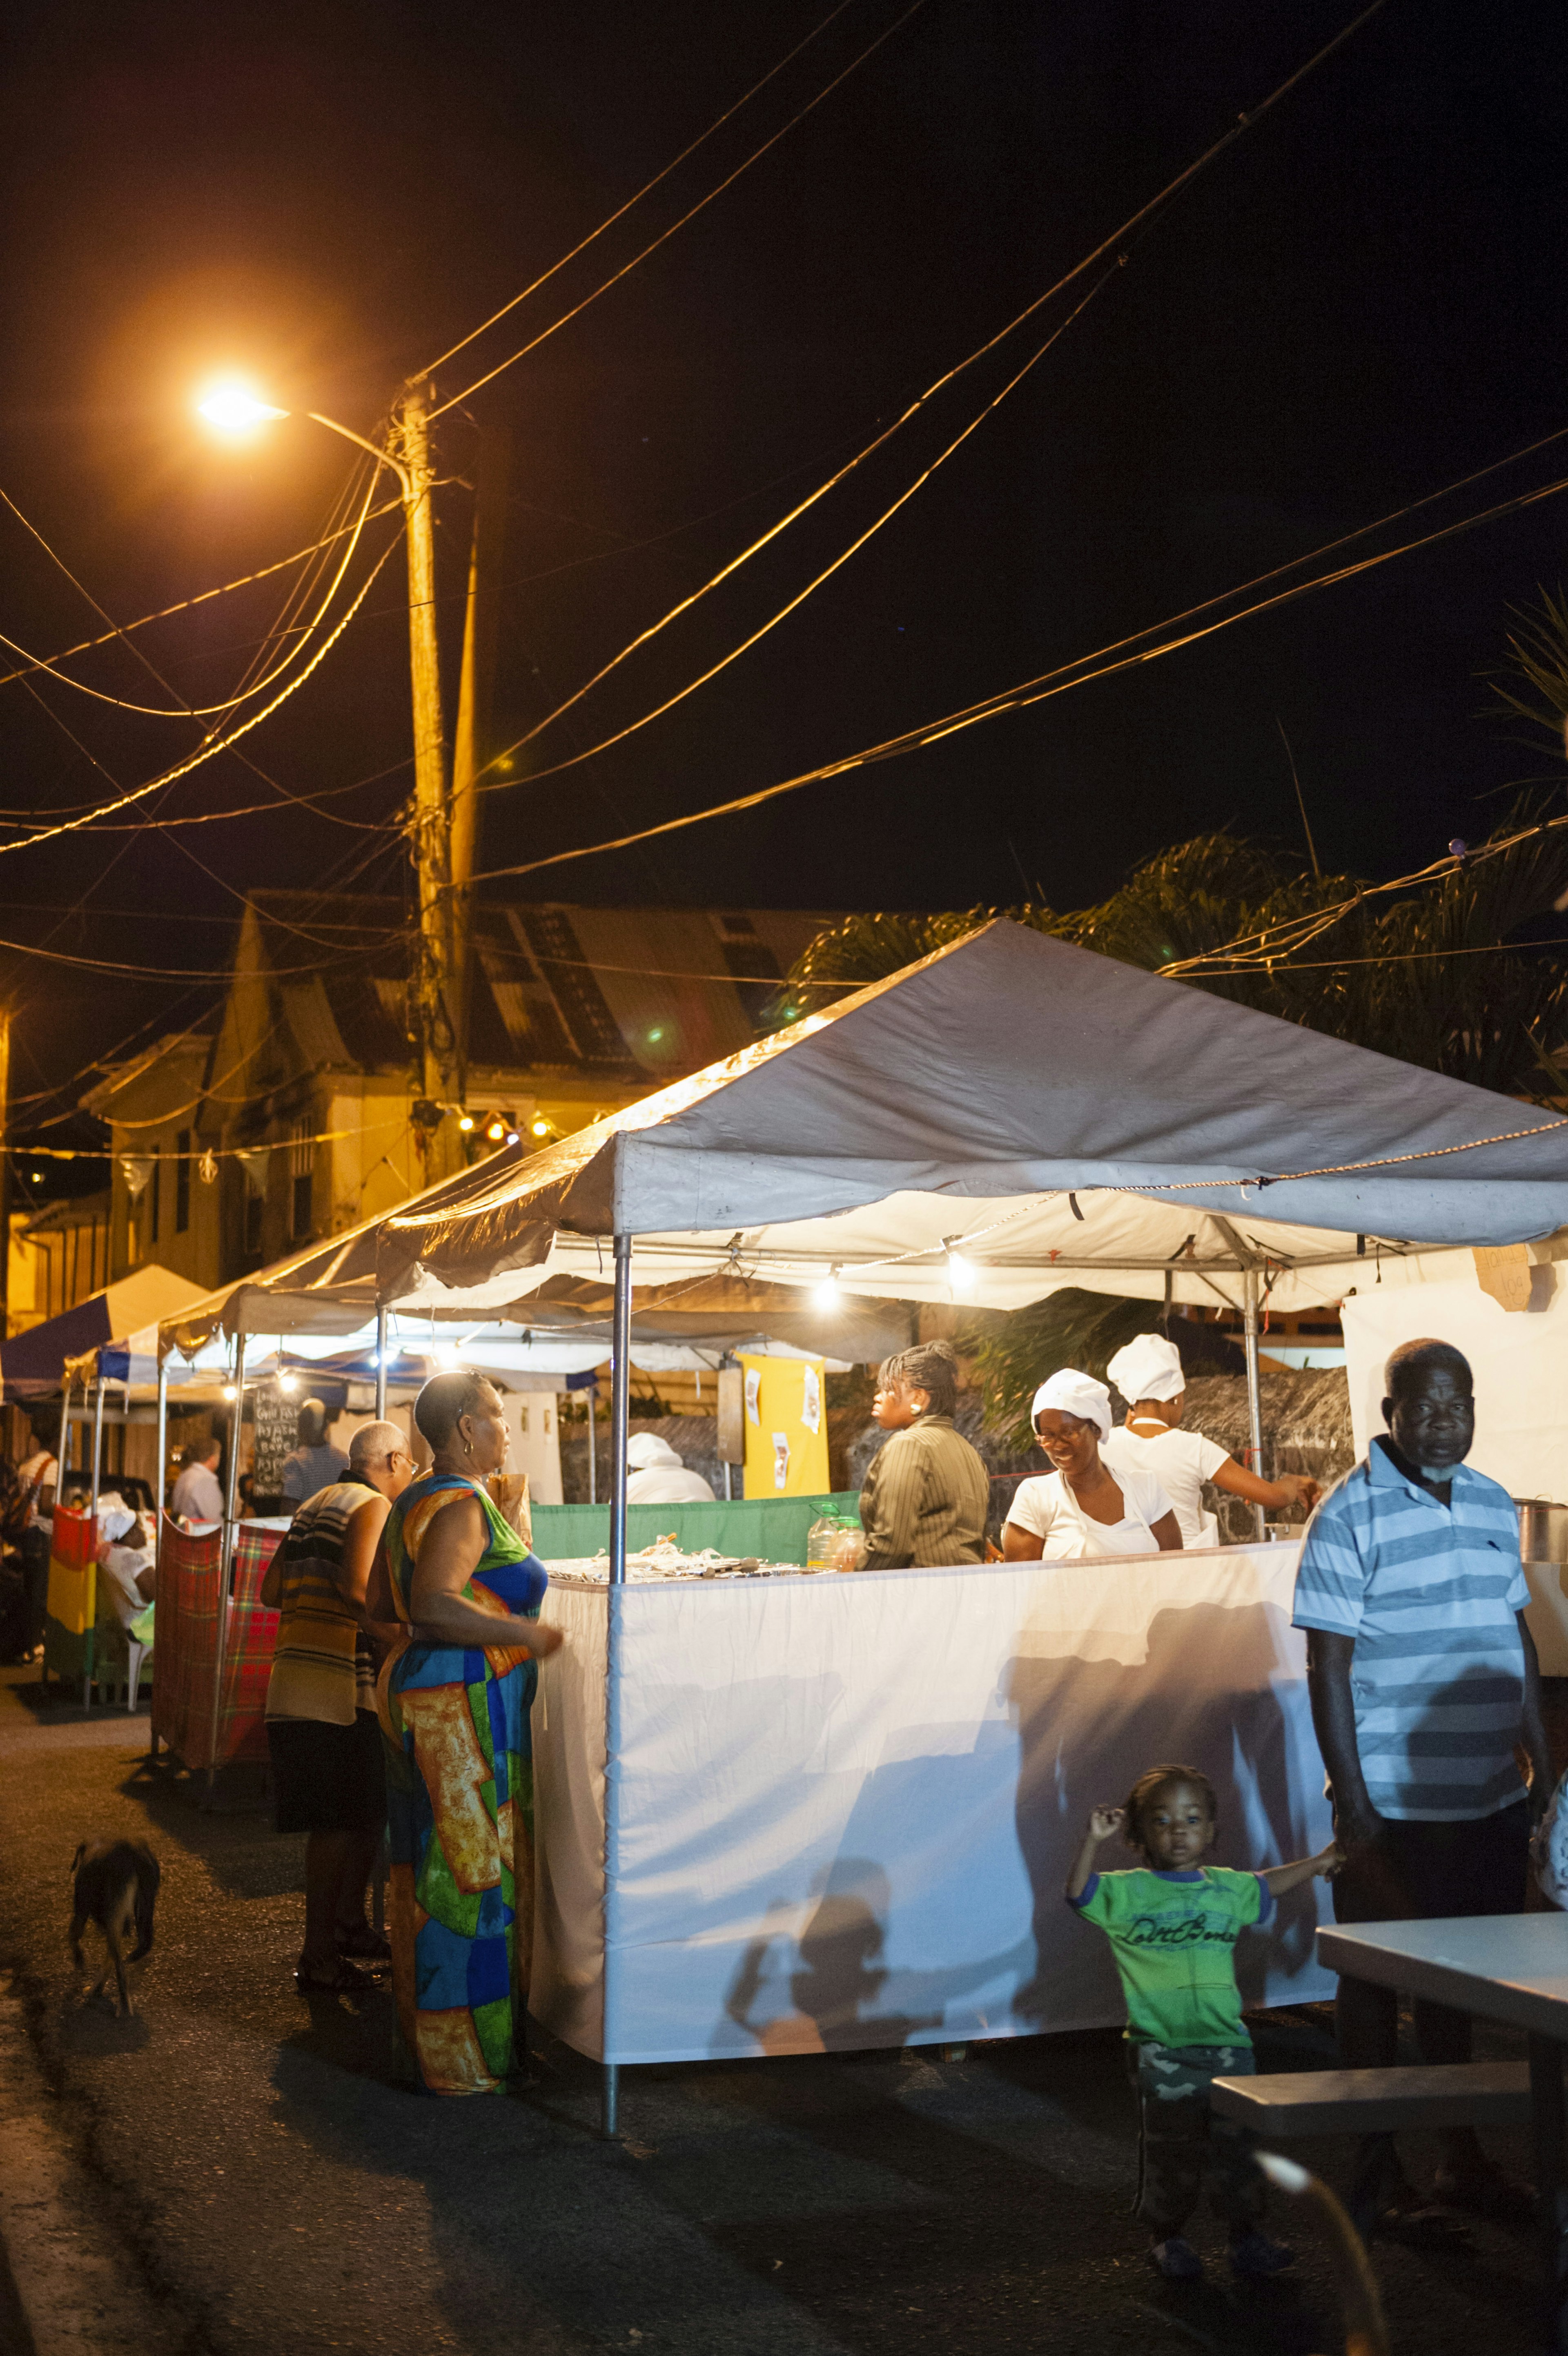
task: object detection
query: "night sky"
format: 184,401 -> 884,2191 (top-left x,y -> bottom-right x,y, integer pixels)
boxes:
0,0 -> 1565,1139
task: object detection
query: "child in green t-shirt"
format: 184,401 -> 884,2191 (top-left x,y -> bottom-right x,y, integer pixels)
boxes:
1067,1760 -> 1339,2282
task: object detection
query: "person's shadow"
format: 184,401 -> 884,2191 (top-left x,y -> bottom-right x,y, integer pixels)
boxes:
723,1859 -> 944,2055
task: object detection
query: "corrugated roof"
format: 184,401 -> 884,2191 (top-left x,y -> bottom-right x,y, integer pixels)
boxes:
243,893 -> 834,1082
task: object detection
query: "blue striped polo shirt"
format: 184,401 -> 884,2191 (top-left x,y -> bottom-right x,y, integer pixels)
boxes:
1292,1439 -> 1530,1822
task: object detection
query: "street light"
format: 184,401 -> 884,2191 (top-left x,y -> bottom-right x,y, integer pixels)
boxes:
194,373 -> 460,1172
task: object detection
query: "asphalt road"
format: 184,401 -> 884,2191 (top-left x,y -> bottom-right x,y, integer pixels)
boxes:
0,1659 -> 1548,2356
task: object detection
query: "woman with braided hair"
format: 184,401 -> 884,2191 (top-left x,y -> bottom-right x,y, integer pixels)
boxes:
853,1341 -> 989,1571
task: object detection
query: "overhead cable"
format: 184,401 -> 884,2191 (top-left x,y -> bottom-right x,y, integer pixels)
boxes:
430,0 -> 930,418
0,532 -> 401,858
462,439 -> 1568,889
417,0 -> 859,380
464,0 -> 1390,795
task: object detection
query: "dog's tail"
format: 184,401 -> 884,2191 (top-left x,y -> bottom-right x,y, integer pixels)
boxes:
69,1842 -> 87,1877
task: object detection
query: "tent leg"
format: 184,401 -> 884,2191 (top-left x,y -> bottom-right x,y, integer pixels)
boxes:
374,1305 -> 388,1421
601,1234 -> 632,2142
207,1331 -> 247,1797
85,1375 -> 106,1711
1243,1274 -> 1267,1542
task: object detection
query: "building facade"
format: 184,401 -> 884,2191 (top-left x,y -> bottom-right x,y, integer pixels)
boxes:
85,896 -> 831,1296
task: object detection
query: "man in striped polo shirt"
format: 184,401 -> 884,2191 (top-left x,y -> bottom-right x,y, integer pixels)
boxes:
1294,1336 -> 1553,2241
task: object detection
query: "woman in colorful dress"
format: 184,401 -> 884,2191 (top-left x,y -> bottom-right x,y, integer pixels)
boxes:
372,1370 -> 564,2095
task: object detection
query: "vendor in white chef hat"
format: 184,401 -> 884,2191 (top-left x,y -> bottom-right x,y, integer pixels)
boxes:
1004,1369 -> 1183,1561
1101,1330 -> 1320,1550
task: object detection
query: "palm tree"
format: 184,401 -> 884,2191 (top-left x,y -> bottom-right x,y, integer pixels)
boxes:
780,794 -> 1568,1098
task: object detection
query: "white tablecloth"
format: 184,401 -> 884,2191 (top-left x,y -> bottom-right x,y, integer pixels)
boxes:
529,1541 -> 1334,2065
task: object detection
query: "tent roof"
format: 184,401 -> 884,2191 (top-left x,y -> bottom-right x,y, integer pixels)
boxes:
372,920 -> 1568,1295
160,922 -> 1568,1344
2,1265 -> 209,1400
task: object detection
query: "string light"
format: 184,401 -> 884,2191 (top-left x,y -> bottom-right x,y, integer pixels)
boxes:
814,1266 -> 842,1308
946,1245 -> 977,1298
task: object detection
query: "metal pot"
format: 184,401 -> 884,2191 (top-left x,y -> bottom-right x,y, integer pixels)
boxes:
1517,1499 -> 1568,1564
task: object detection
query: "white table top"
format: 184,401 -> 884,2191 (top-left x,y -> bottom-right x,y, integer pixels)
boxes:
1319,1915 -> 1568,2043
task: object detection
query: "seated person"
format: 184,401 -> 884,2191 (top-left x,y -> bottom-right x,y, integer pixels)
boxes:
94,1502 -> 156,1631
625,1432 -> 716,1504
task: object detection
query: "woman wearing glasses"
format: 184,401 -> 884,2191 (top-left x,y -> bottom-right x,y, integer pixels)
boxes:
262,1420 -> 414,1993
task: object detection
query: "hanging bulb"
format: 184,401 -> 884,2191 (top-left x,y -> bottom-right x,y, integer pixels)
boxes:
946,1248 -> 976,1298
814,1267 -> 842,1308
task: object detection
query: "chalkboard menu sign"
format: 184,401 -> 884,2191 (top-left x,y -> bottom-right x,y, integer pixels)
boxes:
251,1384 -> 296,1502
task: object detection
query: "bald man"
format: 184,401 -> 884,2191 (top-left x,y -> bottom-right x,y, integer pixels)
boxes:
261,1421 -> 412,1991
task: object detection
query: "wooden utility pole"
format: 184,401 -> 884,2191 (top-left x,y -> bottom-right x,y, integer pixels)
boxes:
0,1008 -> 11,1341
450,425 -> 511,1091
395,382 -> 461,1178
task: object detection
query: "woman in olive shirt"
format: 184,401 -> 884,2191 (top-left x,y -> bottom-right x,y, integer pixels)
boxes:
855,1342 -> 990,1570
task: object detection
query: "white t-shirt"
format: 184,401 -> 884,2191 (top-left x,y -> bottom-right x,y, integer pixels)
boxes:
1102,1423 -> 1230,1546
624,1465 -> 717,1504
1006,1463 -> 1176,1560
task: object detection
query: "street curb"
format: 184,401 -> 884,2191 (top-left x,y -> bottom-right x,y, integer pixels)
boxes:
0,1972 -> 187,2354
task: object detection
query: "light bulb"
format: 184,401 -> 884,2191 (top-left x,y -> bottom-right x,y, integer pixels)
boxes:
814,1270 -> 841,1308
459,1114 -> 474,1133
946,1249 -> 976,1298
505,1130 -> 520,1147
222,1384 -> 237,1401
196,381 -> 287,436
277,1373 -> 298,1396
530,1118 -> 550,1138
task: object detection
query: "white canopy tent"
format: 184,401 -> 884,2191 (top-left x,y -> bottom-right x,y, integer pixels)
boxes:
156,922 -> 1568,2122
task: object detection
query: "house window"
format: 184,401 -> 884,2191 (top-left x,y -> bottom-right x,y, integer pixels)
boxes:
175,1132 -> 191,1234
290,1123 -> 313,1239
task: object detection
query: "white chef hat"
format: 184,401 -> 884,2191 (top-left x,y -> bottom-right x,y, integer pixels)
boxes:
1106,1332 -> 1185,1406
98,1505 -> 140,1544
1030,1368 -> 1112,1442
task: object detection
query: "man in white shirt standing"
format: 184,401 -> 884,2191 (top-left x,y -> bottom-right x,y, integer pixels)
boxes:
171,1441 -> 224,1524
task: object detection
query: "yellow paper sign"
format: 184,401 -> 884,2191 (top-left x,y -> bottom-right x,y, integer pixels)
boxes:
740,1354 -> 830,1499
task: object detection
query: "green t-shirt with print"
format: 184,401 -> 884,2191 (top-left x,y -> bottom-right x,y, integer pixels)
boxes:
1069,1865 -> 1272,2047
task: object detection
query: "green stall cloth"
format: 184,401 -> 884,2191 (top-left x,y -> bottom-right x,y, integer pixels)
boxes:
530,1492 -> 862,1566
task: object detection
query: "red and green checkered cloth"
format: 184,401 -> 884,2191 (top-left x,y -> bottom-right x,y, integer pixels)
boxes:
151,1518 -> 285,1770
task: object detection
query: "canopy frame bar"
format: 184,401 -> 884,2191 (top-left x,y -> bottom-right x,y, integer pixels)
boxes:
601,1232 -> 632,2141
206,1328 -> 247,1802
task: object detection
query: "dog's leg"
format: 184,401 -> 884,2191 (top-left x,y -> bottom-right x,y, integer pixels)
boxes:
105,1909 -> 133,2018
69,1910 -> 87,1978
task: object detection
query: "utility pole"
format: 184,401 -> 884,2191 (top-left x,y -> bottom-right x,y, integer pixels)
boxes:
395,382 -> 461,1180
0,1009 -> 10,1342
450,423 -> 510,1092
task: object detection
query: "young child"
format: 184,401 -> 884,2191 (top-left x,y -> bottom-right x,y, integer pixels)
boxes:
1067,1761 -> 1339,2281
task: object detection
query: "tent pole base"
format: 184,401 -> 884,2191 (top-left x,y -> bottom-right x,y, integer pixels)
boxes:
601,2062 -> 620,2140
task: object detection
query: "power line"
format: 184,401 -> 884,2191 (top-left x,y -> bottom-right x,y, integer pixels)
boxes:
0,496 -> 403,711
0,532 -> 402,857
430,0 -> 930,418
417,0 -> 860,380
477,263 -> 1121,798
0,465 -> 381,718
461,439 -> 1568,889
462,0 -> 1390,800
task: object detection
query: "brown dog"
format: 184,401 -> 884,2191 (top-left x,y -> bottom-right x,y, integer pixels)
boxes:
69,1839 -> 159,2017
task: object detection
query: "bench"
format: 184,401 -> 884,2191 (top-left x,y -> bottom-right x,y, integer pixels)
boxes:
1210,2062 -> 1532,2138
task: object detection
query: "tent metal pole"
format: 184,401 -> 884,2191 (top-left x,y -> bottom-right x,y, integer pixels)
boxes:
154,1359 -> 168,1567
375,1304 -> 388,1421
588,1385 -> 596,1505
45,1376 -> 71,1691
85,1372 -> 106,1707
1243,1270 -> 1267,1542
601,1231 -> 632,2141
207,1329 -> 247,1801
152,1356 -> 167,1760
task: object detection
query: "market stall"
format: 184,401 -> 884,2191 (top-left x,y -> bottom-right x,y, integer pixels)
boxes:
158,921 -> 1568,2125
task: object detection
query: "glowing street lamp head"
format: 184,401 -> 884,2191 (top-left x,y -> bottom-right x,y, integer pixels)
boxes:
196,380 -> 288,437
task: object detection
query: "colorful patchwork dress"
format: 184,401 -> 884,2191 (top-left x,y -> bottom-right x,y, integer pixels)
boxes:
377,1472 -> 548,2095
